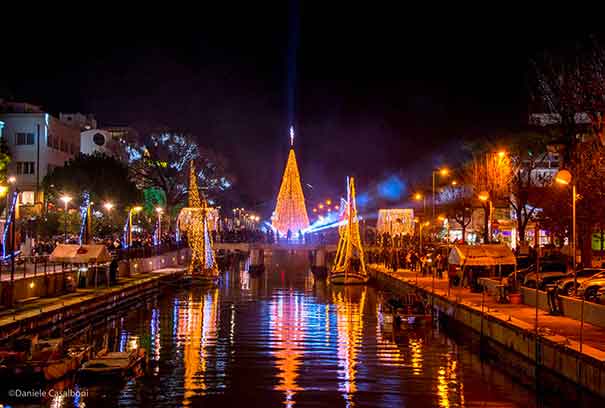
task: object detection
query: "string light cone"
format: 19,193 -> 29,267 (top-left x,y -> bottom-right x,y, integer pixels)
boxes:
272,128 -> 310,236
329,177 -> 368,285
178,160 -> 219,284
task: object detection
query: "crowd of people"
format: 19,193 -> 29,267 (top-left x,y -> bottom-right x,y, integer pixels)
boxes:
365,232 -> 449,279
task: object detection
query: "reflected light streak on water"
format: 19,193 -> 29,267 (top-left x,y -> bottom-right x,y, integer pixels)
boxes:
14,251 -> 599,408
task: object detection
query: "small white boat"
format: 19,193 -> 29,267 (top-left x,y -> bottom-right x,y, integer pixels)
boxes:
79,349 -> 146,379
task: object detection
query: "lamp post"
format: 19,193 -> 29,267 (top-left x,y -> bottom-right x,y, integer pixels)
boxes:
128,206 -> 143,247
432,167 -> 449,219
478,190 -> 491,243
60,195 -> 72,243
414,193 -> 427,217
104,202 -> 114,235
555,169 -> 582,350
155,207 -> 163,245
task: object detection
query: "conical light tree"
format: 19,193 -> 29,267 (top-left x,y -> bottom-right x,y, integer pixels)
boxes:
273,143 -> 310,236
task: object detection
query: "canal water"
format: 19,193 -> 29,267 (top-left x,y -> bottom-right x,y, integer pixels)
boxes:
3,252 -> 591,407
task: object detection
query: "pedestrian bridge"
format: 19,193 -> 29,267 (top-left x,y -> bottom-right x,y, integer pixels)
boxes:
214,242 -> 338,253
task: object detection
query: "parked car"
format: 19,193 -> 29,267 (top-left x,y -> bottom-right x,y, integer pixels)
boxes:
597,287 -> 605,304
556,269 -> 605,296
515,261 -> 567,284
523,267 -> 567,290
576,276 -> 605,302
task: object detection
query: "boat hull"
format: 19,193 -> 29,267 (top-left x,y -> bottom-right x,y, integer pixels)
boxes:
329,271 -> 369,285
183,274 -> 219,286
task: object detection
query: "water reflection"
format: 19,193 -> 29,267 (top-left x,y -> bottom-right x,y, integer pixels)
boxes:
178,288 -> 221,403
332,286 -> 366,407
5,251 -> 599,408
270,290 -> 305,407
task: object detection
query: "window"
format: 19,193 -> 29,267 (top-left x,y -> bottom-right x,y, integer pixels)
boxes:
16,161 -> 35,175
20,191 -> 35,205
15,132 -> 34,145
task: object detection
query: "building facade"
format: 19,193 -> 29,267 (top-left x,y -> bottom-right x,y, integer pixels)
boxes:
0,101 -> 80,205
80,129 -> 126,159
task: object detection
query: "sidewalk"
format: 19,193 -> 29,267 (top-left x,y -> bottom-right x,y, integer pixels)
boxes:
0,268 -> 185,334
372,264 -> 605,353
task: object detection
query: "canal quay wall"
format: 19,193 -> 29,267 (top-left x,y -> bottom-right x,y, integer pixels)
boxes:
369,266 -> 605,399
0,250 -> 189,342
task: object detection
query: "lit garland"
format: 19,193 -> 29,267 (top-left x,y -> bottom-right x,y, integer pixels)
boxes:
122,215 -> 129,248
2,191 -> 18,259
180,161 -> 218,277
331,177 -> 367,277
78,191 -> 90,245
272,148 -> 310,236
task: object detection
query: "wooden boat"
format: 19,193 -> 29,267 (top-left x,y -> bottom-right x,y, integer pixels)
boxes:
329,272 -> 369,285
182,273 -> 219,286
0,336 -> 91,382
329,177 -> 369,285
381,293 -> 432,329
79,348 -> 146,380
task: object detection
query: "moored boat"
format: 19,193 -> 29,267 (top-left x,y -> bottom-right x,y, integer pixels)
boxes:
0,336 -> 91,383
79,348 -> 146,380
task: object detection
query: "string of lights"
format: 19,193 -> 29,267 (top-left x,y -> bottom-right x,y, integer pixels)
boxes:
272,145 -> 309,236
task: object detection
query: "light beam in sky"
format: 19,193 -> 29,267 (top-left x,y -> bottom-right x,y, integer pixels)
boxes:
290,125 -> 295,146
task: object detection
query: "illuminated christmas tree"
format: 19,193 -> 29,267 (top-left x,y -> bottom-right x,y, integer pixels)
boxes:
273,127 -> 310,236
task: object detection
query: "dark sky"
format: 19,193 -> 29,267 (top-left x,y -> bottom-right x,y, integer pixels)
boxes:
0,5 -> 592,215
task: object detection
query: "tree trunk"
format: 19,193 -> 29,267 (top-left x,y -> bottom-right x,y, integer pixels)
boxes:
580,228 -> 593,268
518,223 -> 526,247
482,204 -> 489,243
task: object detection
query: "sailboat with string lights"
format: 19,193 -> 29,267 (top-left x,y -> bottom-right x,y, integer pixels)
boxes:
177,161 -> 219,285
329,177 -> 369,285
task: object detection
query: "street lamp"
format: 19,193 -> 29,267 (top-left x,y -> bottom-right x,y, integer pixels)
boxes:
155,207 -> 163,244
60,195 -> 72,243
104,202 -> 114,212
451,180 -> 458,186
414,218 -> 430,254
477,191 -> 492,243
129,206 -> 143,247
414,193 -> 426,215
555,168 -> 583,352
432,167 -> 449,219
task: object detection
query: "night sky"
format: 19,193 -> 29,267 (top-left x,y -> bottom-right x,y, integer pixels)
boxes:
0,6 -> 592,215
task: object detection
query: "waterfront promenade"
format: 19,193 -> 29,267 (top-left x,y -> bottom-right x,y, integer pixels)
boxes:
370,264 -> 605,354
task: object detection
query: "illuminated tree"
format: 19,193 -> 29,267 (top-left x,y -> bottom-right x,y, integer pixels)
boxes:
441,184 -> 473,243
464,150 -> 513,242
128,131 -> 232,215
272,147 -> 309,235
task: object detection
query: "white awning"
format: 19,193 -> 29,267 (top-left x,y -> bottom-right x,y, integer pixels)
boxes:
448,244 -> 515,267
49,244 -> 112,264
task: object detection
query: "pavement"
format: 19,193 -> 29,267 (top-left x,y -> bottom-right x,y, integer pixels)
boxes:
371,264 -> 605,354
0,267 -> 186,333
